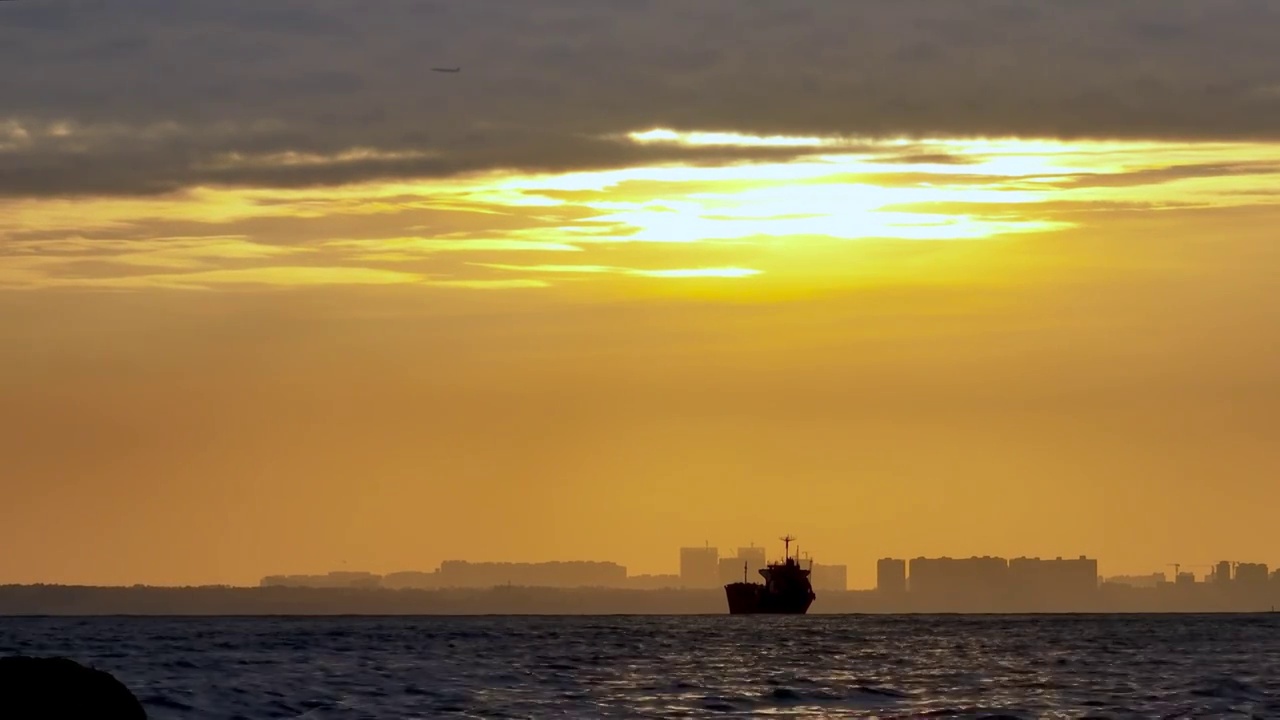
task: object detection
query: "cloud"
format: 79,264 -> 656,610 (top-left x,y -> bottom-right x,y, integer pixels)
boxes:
427,278 -> 548,289
0,228 -> 575,290
4,135 -> 1279,294
323,236 -> 583,260
2,0 -> 1279,197
474,263 -> 761,279
6,235 -> 305,270
0,265 -> 425,291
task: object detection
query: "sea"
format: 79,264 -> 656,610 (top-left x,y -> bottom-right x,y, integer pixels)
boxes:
2,614 -> 1278,718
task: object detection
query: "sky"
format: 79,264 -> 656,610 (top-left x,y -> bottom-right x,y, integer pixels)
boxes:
2,0 -> 1278,589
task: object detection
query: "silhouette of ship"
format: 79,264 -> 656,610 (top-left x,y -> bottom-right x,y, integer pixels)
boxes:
724,535 -> 816,614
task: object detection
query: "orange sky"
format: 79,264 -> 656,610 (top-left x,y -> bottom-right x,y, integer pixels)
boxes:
3,134 -> 1278,588
2,2 -> 1279,589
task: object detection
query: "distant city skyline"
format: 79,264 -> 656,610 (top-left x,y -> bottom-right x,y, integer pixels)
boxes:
258,545 -> 1280,596
234,535 -> 1280,593
6,533 -> 1277,589
234,547 -> 1280,614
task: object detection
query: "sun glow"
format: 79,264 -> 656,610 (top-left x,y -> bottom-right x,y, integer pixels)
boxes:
4,129 -> 1280,293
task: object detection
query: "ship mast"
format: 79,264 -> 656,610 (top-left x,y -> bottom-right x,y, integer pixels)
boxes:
780,534 -> 796,562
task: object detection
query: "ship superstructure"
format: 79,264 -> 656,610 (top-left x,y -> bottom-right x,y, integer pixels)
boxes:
724,535 -> 816,614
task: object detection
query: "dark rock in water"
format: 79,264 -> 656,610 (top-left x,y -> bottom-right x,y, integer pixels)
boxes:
0,656 -> 146,719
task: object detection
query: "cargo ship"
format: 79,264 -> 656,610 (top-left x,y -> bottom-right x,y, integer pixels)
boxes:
724,535 -> 816,614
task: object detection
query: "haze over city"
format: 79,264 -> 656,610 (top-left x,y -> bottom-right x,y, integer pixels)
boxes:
2,0 -> 1278,591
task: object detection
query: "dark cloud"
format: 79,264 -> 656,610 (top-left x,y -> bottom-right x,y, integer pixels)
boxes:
1052,161 -> 1280,188
815,160 -> 1280,192
0,137 -> 814,197
2,0 -> 1279,197
873,153 -> 983,166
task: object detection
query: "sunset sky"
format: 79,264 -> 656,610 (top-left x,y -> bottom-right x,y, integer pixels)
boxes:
2,0 -> 1278,588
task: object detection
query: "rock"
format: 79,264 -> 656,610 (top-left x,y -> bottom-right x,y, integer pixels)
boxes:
0,656 -> 146,718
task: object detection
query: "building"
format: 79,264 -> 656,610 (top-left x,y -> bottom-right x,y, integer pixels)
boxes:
876,558 -> 907,594
1214,561 -> 1233,584
1234,563 -> 1268,586
679,546 -> 720,588
908,556 -> 1010,610
1008,556 -> 1098,609
436,560 -> 627,588
625,574 -> 681,589
719,557 -> 751,585
1105,573 -> 1165,589
381,571 -> 440,589
260,571 -> 382,589
736,546 -> 767,581
810,563 -> 848,592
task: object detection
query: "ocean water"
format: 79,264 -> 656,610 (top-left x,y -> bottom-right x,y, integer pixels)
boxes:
1,614 -> 1278,718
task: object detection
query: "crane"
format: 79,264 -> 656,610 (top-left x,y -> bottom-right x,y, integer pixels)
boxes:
1168,563 -> 1221,581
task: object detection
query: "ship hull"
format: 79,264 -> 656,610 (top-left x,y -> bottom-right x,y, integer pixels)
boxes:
724,582 -> 814,615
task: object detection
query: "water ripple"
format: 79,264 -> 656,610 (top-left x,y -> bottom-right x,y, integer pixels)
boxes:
0,615 -> 1277,718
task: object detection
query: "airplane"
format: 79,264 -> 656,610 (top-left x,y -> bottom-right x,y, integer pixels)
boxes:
431,67 -> 461,73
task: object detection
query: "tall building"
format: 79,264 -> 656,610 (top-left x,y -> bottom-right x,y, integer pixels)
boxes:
876,558 -> 907,594
1214,560 -> 1233,584
719,557 -> 751,585
679,546 -> 720,588
810,563 -> 848,592
736,546 -> 767,582
1234,563 -> 1268,586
